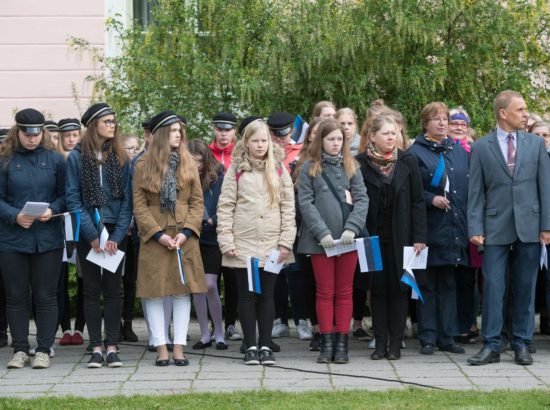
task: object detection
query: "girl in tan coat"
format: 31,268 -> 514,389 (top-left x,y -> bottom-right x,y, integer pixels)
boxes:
217,119 -> 296,366
133,110 -> 206,366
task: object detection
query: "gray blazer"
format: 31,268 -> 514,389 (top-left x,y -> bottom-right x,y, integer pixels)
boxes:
468,130 -> 550,245
297,160 -> 368,254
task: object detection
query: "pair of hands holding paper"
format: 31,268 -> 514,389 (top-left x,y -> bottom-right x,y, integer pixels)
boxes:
16,208 -> 53,228
320,230 -> 356,248
225,245 -> 290,264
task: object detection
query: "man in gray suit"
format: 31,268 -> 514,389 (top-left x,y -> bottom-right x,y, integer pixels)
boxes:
467,90 -> 550,366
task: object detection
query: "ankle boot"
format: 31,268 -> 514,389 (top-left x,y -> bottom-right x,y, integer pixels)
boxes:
317,333 -> 334,363
123,321 -> 138,342
333,333 -> 349,364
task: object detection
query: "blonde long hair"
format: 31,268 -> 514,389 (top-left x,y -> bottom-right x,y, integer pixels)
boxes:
0,125 -> 55,168
138,123 -> 195,192
307,119 -> 358,178
241,120 -> 281,207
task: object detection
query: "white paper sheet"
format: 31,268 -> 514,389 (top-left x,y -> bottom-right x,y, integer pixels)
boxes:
62,247 -> 77,264
64,213 -> 73,241
403,247 -> 429,269
324,239 -> 357,257
264,250 -> 284,274
86,249 -> 125,273
541,244 -> 548,270
21,202 -> 49,217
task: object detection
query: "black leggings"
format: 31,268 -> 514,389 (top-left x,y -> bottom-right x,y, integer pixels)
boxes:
0,268 -> 7,336
0,249 -> 63,354
221,266 -> 239,329
122,239 -> 138,322
298,254 -> 318,327
78,235 -> 126,348
234,267 -> 277,348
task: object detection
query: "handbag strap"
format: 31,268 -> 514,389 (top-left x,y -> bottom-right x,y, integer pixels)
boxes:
321,171 -> 343,203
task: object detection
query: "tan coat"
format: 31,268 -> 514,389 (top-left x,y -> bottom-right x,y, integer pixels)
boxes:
133,157 -> 206,298
217,142 -> 296,268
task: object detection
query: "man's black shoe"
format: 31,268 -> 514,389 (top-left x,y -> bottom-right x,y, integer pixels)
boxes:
467,346 -> 500,366
514,347 -> 533,366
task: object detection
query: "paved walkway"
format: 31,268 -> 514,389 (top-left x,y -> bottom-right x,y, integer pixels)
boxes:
1,319 -> 550,398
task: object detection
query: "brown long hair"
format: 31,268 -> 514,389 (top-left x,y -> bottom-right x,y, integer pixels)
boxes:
137,123 -> 195,193
310,100 -> 336,122
307,119 -> 358,178
57,129 -> 82,158
0,126 -> 55,168
187,138 -> 221,191
292,117 -> 323,184
81,118 -> 125,166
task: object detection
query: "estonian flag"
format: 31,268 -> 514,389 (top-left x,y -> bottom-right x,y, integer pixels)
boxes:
64,210 -> 81,242
291,115 -> 309,144
430,153 -> 449,192
247,256 -> 261,294
401,267 -> 424,303
94,208 -> 109,250
177,247 -> 187,287
356,236 -> 383,272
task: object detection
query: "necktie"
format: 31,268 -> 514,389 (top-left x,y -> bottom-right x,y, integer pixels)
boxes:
507,134 -> 515,174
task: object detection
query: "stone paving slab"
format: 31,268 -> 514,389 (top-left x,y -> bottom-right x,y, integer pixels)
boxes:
0,319 -> 549,398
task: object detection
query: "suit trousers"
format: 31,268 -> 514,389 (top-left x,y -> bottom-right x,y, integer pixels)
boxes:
482,241 -> 539,351
417,265 -> 459,347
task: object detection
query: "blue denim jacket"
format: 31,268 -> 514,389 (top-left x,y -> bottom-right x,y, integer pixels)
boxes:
0,146 -> 66,253
65,144 -> 133,244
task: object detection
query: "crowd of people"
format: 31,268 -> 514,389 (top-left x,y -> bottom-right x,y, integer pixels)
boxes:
0,90 -> 549,370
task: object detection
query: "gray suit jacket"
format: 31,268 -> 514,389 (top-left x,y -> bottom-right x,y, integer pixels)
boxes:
468,130 -> 550,245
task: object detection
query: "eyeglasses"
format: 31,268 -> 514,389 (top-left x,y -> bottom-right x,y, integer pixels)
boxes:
124,146 -> 140,153
449,121 -> 468,128
102,119 -> 117,127
430,117 -> 448,123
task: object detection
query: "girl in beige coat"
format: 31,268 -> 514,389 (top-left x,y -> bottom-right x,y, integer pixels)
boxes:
133,110 -> 206,366
217,119 -> 296,365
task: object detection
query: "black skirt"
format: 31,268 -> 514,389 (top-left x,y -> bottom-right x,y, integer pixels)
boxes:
200,244 -> 222,274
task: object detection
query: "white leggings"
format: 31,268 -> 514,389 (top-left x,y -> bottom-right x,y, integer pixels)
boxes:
142,296 -> 173,345
143,295 -> 190,346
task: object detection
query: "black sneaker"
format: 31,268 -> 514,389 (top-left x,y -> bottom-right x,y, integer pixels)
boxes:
352,328 -> 372,341
87,352 -> 104,368
106,352 -> 122,368
309,332 -> 321,351
243,347 -> 260,365
241,340 -> 280,353
259,347 -> 276,366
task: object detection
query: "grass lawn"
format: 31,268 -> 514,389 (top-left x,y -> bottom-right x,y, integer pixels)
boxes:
0,389 -> 549,409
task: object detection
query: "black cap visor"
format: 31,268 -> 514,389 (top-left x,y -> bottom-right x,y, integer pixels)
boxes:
272,126 -> 292,137
20,126 -> 43,136
213,122 -> 236,130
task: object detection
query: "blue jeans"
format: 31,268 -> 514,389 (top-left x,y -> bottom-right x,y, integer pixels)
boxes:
481,241 -> 540,352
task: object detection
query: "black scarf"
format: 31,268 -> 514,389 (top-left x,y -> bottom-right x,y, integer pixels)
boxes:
321,151 -> 343,167
160,151 -> 179,214
81,141 -> 124,208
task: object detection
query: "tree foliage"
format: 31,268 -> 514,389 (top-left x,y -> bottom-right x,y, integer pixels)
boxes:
73,0 -> 549,139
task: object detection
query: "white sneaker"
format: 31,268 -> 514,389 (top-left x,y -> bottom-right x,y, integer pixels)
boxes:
32,352 -> 50,369
29,345 -> 55,358
296,320 -> 313,340
271,320 -> 290,338
7,351 -> 30,369
369,338 -> 376,349
225,325 -> 242,341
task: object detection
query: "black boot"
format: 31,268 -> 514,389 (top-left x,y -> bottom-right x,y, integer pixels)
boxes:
333,333 -> 349,364
123,321 -> 138,342
0,330 -> 7,348
317,333 -> 334,363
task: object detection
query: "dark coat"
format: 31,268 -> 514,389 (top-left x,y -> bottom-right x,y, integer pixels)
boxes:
356,150 -> 427,286
0,146 -> 66,253
409,135 -> 469,266
200,169 -> 224,246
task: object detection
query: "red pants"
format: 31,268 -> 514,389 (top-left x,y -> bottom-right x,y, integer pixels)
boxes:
311,252 -> 357,334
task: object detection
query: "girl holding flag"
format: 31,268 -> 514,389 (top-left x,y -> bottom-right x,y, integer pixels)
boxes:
217,119 -> 296,366
0,108 -> 66,369
408,102 -> 469,356
356,114 -> 427,360
133,110 -> 205,366
65,103 -> 132,368
297,119 -> 368,364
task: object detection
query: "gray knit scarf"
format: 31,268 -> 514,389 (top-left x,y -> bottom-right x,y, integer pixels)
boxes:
160,152 -> 179,214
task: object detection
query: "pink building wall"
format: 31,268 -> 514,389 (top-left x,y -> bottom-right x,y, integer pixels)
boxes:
0,0 -> 106,128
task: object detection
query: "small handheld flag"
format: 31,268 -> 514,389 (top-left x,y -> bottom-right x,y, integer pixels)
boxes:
430,153 -> 449,193
247,256 -> 261,294
177,247 -> 187,287
357,236 -> 383,272
94,208 -> 109,250
400,252 -> 424,303
291,115 -> 309,144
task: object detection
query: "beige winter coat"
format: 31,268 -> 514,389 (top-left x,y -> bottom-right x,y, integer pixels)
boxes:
217,142 -> 296,268
133,157 -> 206,298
